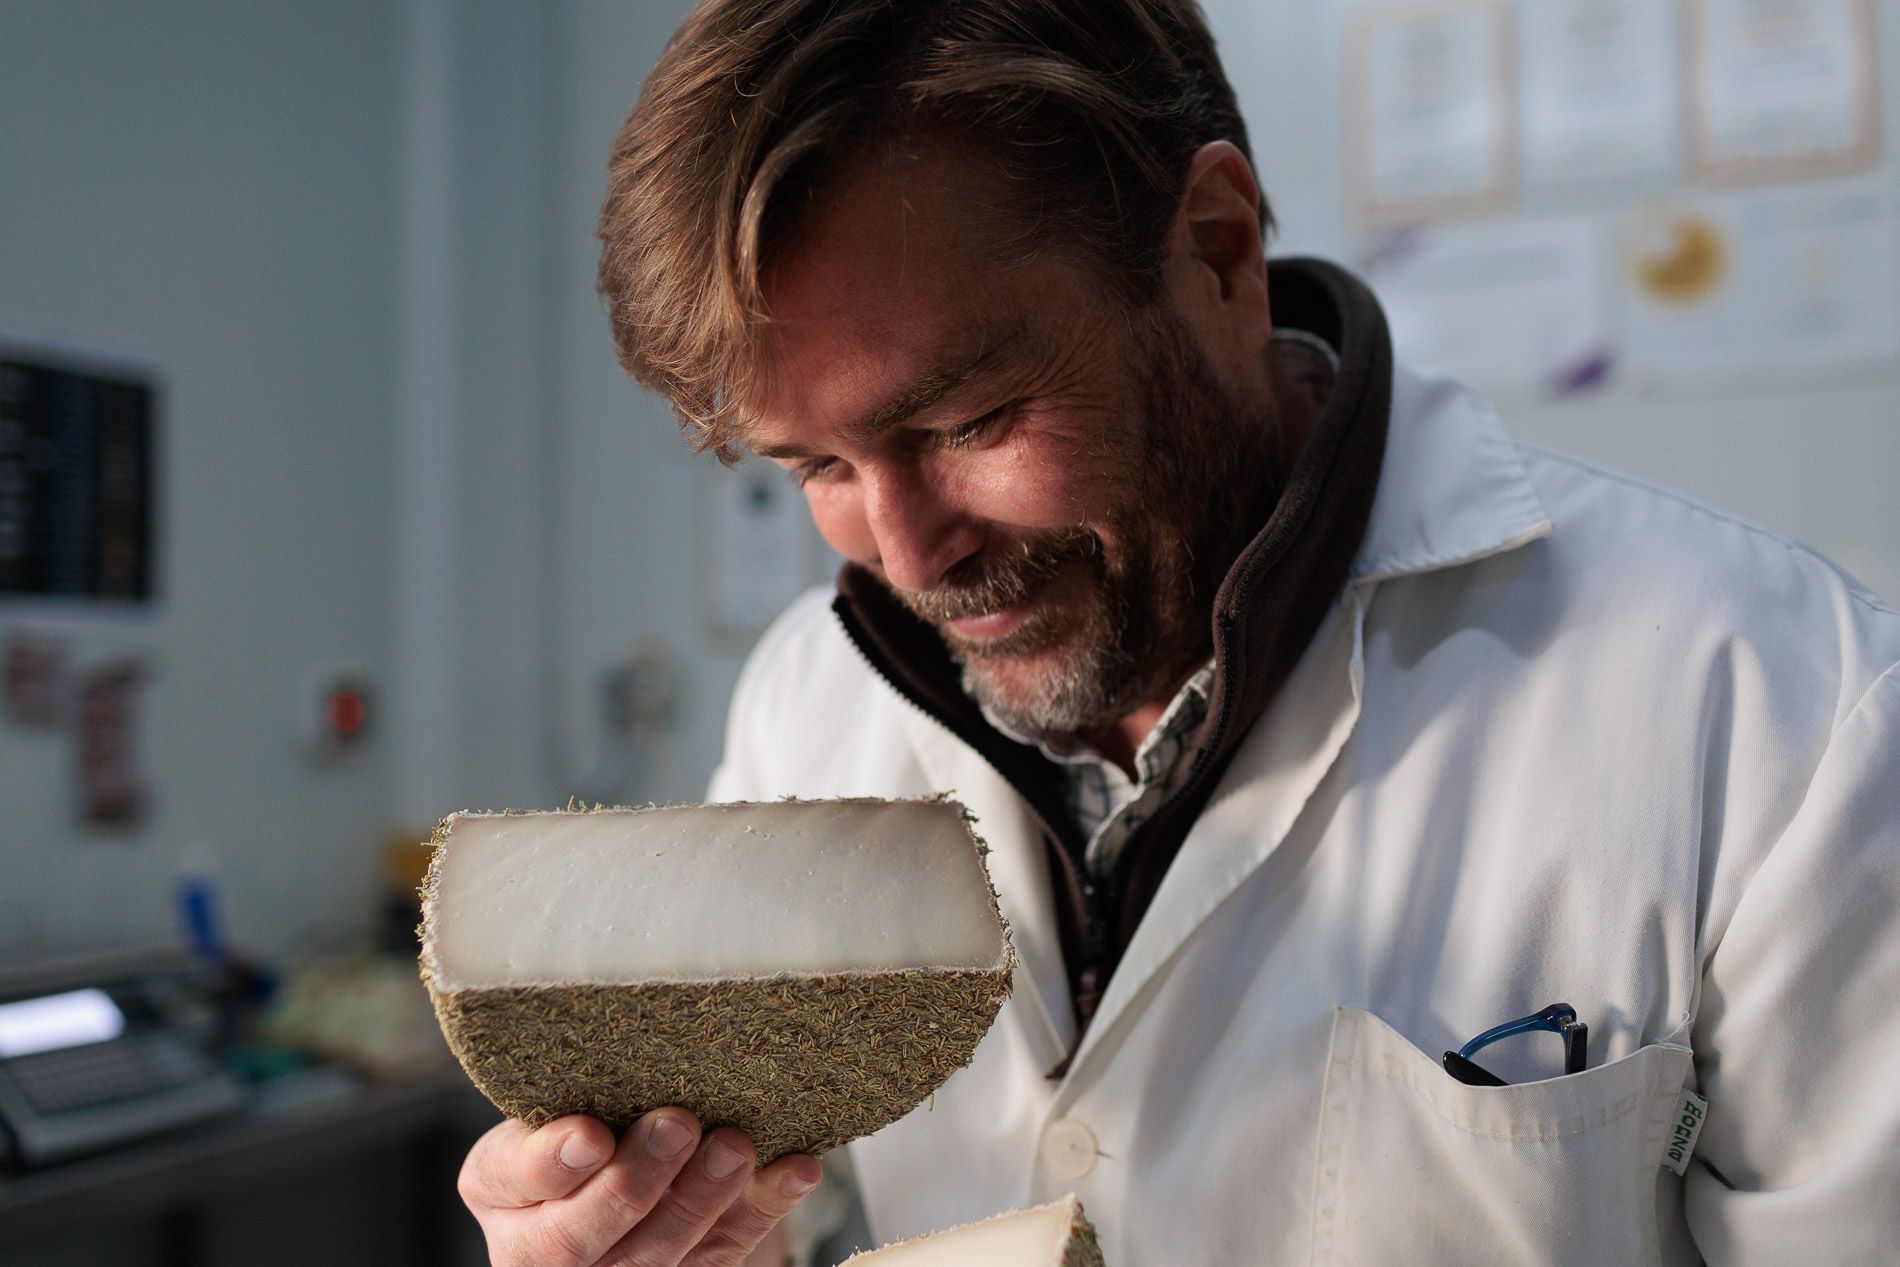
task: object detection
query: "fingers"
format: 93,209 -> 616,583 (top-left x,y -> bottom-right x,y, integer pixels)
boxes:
533,1108 -> 708,1264
684,1153 -> 824,1267
460,1115 -> 618,1212
595,1127 -> 764,1267
460,1111 -> 820,1267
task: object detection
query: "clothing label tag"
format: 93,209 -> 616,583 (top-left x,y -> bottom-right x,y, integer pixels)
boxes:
1662,1089 -> 1709,1175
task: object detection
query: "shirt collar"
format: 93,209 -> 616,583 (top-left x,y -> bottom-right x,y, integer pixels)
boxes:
1348,365 -> 1554,585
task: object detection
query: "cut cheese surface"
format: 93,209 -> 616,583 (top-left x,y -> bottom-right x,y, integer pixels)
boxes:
845,1196 -> 1100,1265
426,799 -> 1007,987
418,797 -> 1016,1159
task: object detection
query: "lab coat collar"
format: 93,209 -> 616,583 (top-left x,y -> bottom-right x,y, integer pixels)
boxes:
1348,367 -> 1555,585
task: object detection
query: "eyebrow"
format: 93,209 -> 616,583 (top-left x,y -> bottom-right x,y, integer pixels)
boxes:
747,317 -> 1034,460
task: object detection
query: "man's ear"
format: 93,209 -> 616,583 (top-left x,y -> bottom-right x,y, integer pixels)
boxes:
1169,140 -> 1272,350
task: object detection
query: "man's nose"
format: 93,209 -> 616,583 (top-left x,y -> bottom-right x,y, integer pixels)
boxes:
860,463 -> 982,594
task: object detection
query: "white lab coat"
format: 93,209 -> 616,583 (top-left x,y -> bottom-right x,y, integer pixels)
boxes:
708,365 -> 1900,1265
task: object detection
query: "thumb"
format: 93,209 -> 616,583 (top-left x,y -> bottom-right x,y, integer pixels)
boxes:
460,1116 -> 616,1212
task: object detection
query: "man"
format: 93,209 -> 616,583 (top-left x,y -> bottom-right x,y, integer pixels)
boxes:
458,2 -> 1900,1263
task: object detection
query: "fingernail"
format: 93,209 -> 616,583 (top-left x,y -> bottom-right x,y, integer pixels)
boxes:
704,1139 -> 748,1181
558,1133 -> 606,1171
645,1113 -> 694,1160
782,1172 -> 819,1198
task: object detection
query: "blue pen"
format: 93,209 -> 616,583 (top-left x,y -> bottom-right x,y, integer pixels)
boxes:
176,873 -> 226,967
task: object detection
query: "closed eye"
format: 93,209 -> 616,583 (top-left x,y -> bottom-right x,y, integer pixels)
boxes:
785,404 -> 1011,488
789,455 -> 840,487
936,405 -> 1010,449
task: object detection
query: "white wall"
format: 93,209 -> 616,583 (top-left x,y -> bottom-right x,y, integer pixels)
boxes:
0,0 -> 632,967
0,1 -> 405,963
540,0 -> 835,808
0,5 -> 523,1257
0,0 -> 748,971
396,0 -> 568,821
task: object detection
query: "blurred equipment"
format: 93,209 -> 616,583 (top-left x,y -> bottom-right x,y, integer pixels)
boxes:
600,639 -> 676,734
304,665 -> 376,762
173,873 -> 277,1051
257,953 -> 450,1083
381,827 -> 437,954
0,950 -> 244,1170
550,638 -> 680,806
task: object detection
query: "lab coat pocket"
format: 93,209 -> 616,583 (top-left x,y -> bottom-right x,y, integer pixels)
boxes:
1310,1007 -> 1692,1266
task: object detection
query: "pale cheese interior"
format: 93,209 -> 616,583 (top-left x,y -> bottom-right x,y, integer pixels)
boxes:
847,1197 -> 1081,1264
428,800 -> 1006,988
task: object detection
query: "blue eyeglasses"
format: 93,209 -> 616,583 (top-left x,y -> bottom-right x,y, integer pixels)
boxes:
1442,1003 -> 1589,1087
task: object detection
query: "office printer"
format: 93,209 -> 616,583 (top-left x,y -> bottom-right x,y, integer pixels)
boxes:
0,949 -> 246,1169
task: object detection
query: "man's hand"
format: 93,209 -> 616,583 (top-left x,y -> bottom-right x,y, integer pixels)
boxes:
459,1108 -> 821,1267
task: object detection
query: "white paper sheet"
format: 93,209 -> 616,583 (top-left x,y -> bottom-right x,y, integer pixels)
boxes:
1360,216 -> 1607,395
703,462 -> 816,640
1350,2 -> 1515,223
1520,0 -> 1681,191
1621,177 -> 1900,384
1689,0 -> 1878,181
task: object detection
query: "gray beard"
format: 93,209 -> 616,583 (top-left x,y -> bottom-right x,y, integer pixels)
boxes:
961,651 -> 1114,740
906,308 -> 1282,741
954,548 -> 1144,740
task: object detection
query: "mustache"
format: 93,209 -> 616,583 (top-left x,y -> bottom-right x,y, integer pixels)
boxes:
898,529 -> 1100,625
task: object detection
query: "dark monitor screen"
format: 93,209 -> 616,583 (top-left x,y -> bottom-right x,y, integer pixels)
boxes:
0,348 -> 157,604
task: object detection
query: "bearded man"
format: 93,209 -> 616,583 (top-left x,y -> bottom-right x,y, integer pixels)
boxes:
455,2 -> 1900,1264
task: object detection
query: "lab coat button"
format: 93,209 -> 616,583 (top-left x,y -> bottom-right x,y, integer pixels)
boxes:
1040,1117 -> 1098,1179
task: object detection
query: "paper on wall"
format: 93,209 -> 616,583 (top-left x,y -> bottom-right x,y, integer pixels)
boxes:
1360,216 -> 1608,396
1520,0 -> 1681,191
1620,176 -> 1900,385
77,658 -> 150,830
4,629 -> 67,726
702,462 -> 816,641
1348,1 -> 1516,224
1688,0 -> 1879,183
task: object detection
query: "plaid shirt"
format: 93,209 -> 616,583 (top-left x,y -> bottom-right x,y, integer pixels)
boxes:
985,659 -> 1215,880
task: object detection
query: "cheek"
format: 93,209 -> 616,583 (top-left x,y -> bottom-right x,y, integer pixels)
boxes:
965,443 -> 1106,529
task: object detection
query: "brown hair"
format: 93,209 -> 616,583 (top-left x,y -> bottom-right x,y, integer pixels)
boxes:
598,0 -> 1269,461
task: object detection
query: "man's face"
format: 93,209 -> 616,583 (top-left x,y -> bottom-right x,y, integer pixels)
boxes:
741,141 -> 1280,739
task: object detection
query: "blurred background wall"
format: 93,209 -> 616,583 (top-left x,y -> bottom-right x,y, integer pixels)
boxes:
1,1 -> 1895,1264
1,2 -> 408,964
